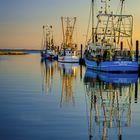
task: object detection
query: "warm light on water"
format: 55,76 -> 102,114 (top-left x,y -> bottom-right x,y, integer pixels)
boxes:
0,54 -> 140,140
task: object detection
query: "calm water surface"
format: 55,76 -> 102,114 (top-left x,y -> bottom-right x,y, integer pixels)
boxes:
0,54 -> 140,140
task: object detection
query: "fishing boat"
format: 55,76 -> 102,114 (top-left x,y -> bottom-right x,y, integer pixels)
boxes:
58,17 -> 79,63
41,25 -> 58,60
84,0 -> 138,72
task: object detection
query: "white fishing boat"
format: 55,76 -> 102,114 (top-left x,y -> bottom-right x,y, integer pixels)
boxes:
41,25 -> 58,60
58,17 -> 79,63
84,0 -> 138,72
58,48 -> 79,63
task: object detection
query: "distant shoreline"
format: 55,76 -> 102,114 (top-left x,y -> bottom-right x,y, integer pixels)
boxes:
0,49 -> 41,53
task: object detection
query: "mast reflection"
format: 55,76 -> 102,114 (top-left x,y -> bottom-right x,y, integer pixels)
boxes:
41,60 -> 57,94
84,69 -> 138,140
59,63 -> 79,107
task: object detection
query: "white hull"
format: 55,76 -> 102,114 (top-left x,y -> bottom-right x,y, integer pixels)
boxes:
58,56 -> 79,63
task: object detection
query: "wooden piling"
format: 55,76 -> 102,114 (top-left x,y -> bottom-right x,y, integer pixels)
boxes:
64,48 -> 66,56
136,40 -> 140,76
80,44 -> 83,59
57,46 -> 59,53
120,41 -> 123,51
79,44 -> 85,65
136,40 -> 139,61
135,82 -> 138,103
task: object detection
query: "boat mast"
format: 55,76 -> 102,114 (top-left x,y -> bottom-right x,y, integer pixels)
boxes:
61,17 -> 77,48
120,0 -> 125,16
70,17 -> 76,48
61,17 -> 65,47
45,27 -> 48,50
42,25 -> 45,50
92,0 -> 95,43
117,0 -> 125,45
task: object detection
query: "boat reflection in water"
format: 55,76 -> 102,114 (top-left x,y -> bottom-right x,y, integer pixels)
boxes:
58,63 -> 79,107
41,60 -> 58,94
84,69 -> 138,140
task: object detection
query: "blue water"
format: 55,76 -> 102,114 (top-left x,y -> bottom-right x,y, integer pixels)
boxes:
0,54 -> 140,140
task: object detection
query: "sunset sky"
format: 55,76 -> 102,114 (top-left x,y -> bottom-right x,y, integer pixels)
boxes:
0,0 -> 140,49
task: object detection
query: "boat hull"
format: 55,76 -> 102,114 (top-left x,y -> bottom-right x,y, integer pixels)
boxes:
85,58 -> 138,72
58,56 -> 79,63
